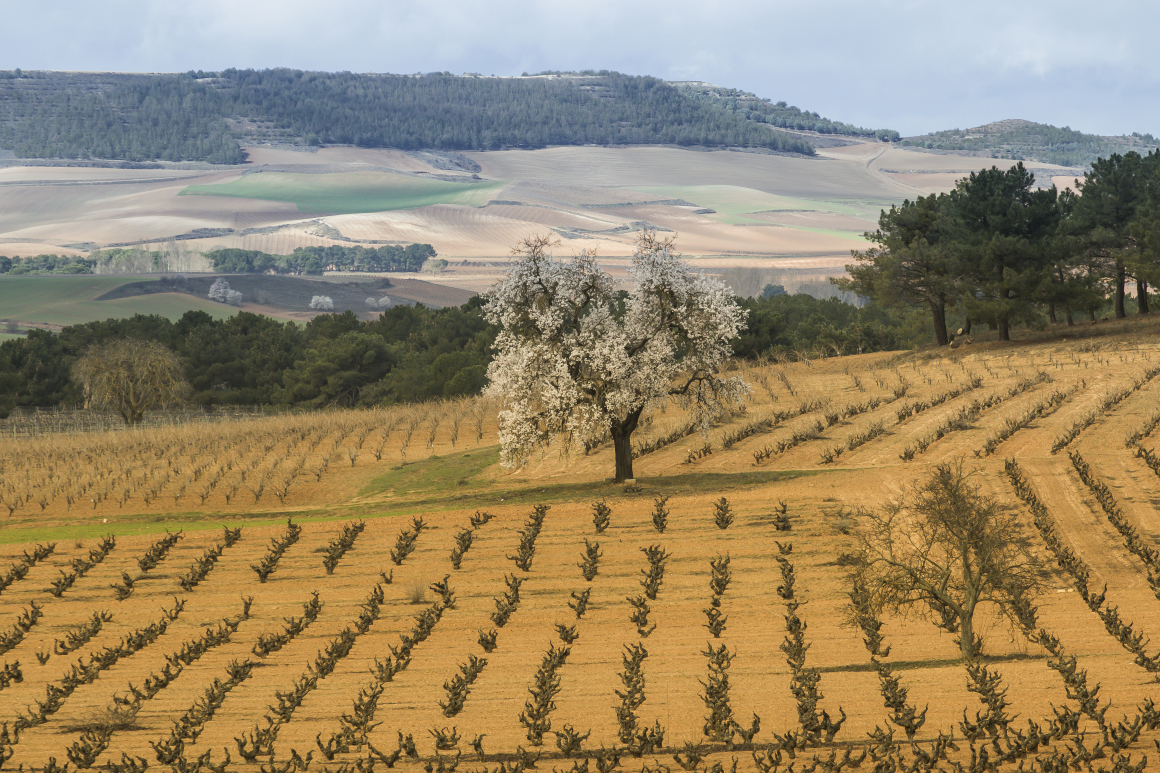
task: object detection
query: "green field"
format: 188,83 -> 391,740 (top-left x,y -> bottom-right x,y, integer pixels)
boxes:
0,276 -> 236,327
635,184 -> 893,229
181,171 -> 507,215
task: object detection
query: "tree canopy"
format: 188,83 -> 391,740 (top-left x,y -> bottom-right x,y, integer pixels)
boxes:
71,338 -> 190,424
0,70 -> 818,161
851,462 -> 1042,660
483,232 -> 748,482
840,153 -> 1160,344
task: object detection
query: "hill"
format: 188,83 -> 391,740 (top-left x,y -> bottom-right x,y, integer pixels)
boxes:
898,118 -> 1159,167
671,80 -> 899,141
0,69 -> 820,162
0,140 -> 1086,296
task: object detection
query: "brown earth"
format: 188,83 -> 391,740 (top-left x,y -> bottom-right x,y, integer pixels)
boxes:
0,142 -> 1076,298
3,322 -> 1160,770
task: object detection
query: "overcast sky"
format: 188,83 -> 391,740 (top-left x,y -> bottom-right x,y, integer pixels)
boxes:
3,0 -> 1156,137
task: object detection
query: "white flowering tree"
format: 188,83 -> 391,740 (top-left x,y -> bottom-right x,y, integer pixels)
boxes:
484,232 -> 748,482
208,277 -> 242,305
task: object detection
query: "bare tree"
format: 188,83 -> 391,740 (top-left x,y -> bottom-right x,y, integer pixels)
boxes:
851,461 -> 1041,660
71,339 -> 191,425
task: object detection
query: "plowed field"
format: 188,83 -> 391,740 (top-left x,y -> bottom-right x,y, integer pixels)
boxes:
5,327 -> 1160,771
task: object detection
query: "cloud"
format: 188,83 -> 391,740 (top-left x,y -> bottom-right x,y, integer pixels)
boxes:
1,0 -> 1156,136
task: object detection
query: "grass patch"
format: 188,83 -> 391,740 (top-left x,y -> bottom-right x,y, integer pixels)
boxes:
182,171 -> 506,215
635,184 -> 881,238
0,276 -> 233,327
362,446 -> 813,509
360,446 -> 502,497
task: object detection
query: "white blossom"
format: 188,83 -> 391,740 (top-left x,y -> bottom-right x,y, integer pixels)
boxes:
208,277 -> 242,305
310,295 -> 335,310
484,232 -> 748,479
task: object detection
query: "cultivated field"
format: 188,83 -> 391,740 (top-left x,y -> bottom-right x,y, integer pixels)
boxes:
180,172 -> 506,217
0,141 -> 1075,292
0,273 -> 475,335
4,324 -> 1160,771
0,276 -> 235,330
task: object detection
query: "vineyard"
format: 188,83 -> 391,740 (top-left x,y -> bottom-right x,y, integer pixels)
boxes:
3,331 -> 1160,772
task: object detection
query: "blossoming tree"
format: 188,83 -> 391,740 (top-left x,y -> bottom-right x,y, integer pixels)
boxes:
484,232 -> 748,482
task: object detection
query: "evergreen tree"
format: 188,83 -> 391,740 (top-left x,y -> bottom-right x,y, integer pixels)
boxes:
840,193 -> 958,345
949,163 -> 1060,340
1068,152 -> 1149,318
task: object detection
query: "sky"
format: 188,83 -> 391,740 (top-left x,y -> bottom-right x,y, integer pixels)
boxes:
3,0 -> 1157,138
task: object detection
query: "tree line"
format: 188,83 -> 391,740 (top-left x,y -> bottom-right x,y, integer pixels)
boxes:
674,83 -> 900,141
0,290 -> 922,418
840,152 -> 1160,346
0,70 -> 816,162
0,301 -> 494,417
206,244 -> 436,274
0,255 -> 96,275
0,243 -> 438,276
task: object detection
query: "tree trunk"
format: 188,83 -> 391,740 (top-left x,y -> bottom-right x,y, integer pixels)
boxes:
959,606 -> 975,659
962,316 -> 972,335
1140,280 -> 1151,314
1115,261 -> 1127,319
1065,304 -> 1074,326
610,406 -> 644,482
1048,303 -> 1057,324
997,316 -> 1010,341
929,298 -> 949,346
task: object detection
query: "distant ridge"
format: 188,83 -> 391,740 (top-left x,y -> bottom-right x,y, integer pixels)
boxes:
0,69 -> 823,164
899,118 -> 1159,167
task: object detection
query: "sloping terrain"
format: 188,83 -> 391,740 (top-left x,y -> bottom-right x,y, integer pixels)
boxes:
898,118 -> 1158,167
0,140 -> 1076,301
2,321 -> 1160,771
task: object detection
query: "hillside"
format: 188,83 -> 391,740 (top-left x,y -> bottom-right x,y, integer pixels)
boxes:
898,118 -> 1159,167
671,80 -> 899,141
0,140 -> 1086,294
0,70 -> 819,162
2,321 -> 1160,770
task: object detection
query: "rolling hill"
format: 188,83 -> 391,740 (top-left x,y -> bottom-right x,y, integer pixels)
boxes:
0,70 -> 820,163
898,118 -> 1159,167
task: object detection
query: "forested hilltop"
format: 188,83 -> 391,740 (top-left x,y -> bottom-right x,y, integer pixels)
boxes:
0,69 -> 829,163
899,119 -> 1159,167
670,80 -> 899,141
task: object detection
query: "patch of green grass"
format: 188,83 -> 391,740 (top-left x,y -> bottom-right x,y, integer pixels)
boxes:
0,276 -> 234,327
361,446 -> 814,509
360,447 -> 503,497
181,171 -> 506,215
636,185 -> 893,233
